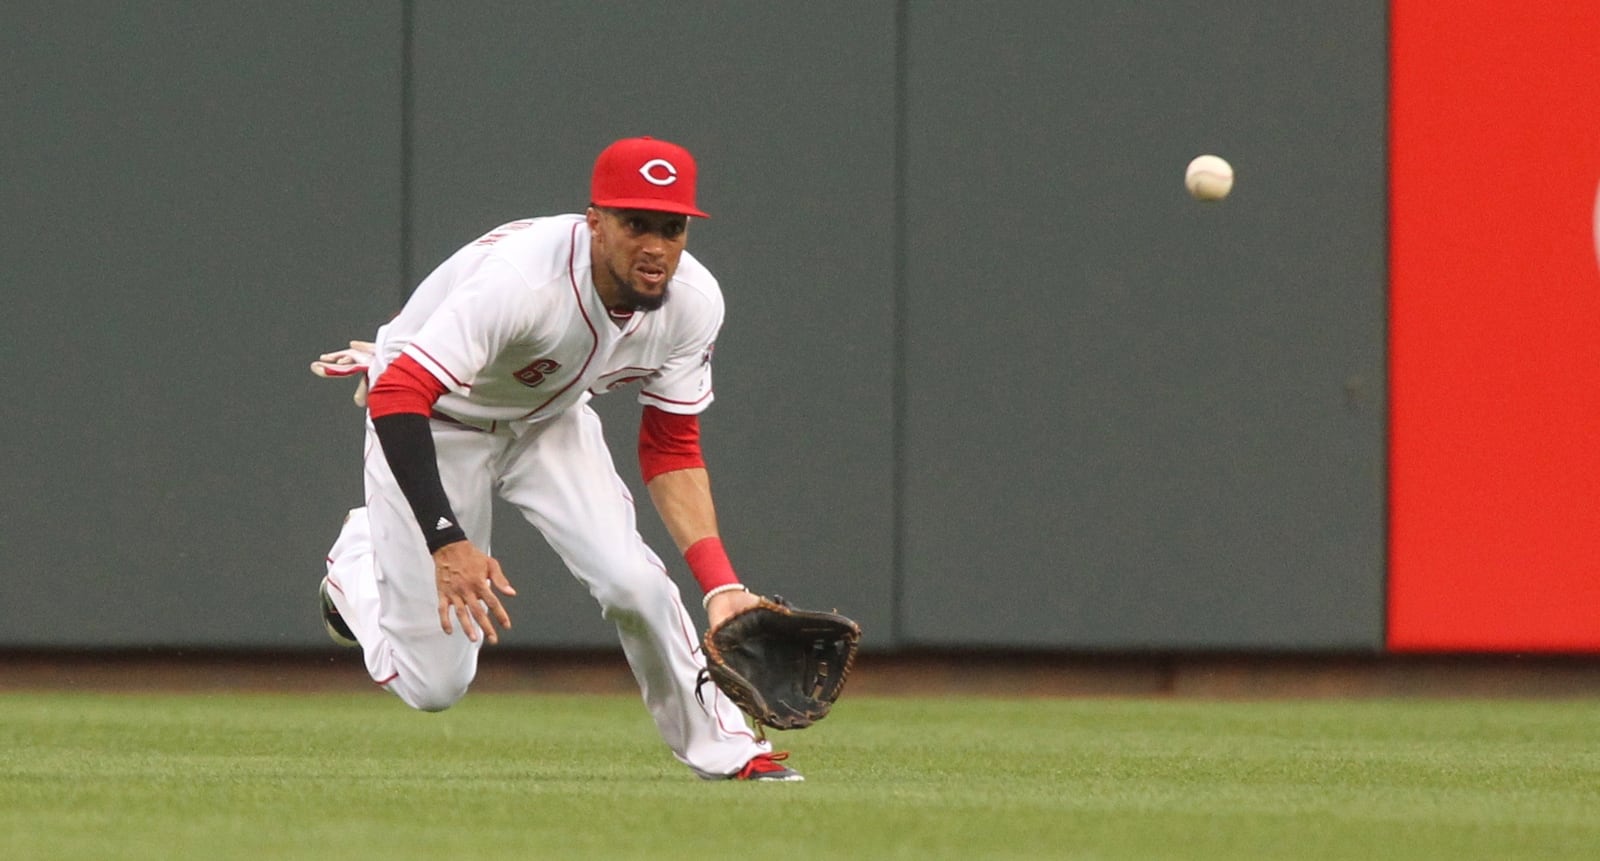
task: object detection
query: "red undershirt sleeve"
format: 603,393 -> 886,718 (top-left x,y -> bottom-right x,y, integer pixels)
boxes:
638,405 -> 706,483
367,352 -> 449,418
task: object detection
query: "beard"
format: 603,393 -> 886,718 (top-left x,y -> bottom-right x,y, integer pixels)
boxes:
607,263 -> 669,312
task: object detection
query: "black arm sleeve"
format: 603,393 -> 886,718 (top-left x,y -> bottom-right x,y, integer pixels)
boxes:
371,413 -> 468,553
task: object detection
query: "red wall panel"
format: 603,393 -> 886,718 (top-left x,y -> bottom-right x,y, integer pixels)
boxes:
1389,2 -> 1600,650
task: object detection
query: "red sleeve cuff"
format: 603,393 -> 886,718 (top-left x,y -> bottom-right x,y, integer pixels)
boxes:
684,536 -> 740,592
368,352 -> 449,418
638,406 -> 705,482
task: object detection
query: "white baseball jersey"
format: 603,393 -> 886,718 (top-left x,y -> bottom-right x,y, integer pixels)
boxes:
374,214 -> 722,425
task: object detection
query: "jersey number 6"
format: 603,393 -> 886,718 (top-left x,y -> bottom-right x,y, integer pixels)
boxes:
513,358 -> 562,387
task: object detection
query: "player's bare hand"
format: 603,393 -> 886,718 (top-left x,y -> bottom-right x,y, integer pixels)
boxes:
706,588 -> 760,630
431,540 -> 517,644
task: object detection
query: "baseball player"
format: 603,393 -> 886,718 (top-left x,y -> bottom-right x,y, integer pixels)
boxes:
312,137 -> 801,781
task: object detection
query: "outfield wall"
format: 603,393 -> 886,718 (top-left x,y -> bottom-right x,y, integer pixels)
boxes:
1387,2 -> 1600,652
1,2 -> 1594,653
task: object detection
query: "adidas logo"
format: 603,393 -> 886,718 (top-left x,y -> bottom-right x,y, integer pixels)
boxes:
435,516 -> 454,531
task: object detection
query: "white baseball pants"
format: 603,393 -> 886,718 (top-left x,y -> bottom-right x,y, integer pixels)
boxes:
322,403 -> 768,777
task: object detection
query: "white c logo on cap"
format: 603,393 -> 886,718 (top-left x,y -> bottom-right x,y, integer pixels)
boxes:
639,158 -> 678,186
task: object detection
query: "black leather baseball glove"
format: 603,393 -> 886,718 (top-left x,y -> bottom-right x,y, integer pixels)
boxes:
699,595 -> 862,731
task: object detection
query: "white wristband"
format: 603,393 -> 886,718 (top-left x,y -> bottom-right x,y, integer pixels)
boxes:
701,583 -> 748,609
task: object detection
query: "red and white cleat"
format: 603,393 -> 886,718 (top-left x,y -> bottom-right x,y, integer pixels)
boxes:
732,752 -> 804,782
310,340 -> 375,407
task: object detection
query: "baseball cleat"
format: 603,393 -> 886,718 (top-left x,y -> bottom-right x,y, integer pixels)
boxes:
732,752 -> 804,782
310,340 -> 375,407
319,578 -> 359,648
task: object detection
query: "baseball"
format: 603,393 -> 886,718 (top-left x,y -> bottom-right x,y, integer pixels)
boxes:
1185,154 -> 1234,201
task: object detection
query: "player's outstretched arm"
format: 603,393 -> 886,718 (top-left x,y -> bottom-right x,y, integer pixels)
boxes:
638,406 -> 761,627
644,466 -> 758,627
369,353 -> 517,642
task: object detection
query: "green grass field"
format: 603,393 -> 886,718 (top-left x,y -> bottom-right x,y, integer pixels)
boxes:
2,691 -> 1597,860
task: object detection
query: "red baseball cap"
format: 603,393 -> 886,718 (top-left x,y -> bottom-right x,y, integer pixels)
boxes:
590,136 -> 709,218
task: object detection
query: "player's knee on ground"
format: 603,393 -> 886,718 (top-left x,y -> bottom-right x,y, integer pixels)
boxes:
391,669 -> 473,713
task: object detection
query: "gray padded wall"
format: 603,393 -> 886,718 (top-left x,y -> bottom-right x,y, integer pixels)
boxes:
1,1 -> 1387,651
400,1 -> 899,647
897,2 -> 1388,649
1,3 -> 402,646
